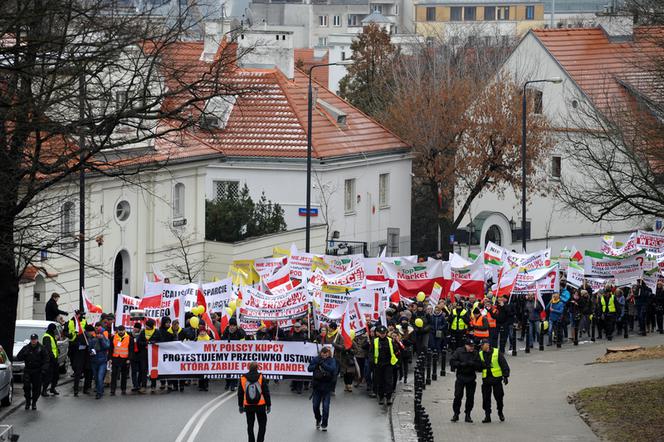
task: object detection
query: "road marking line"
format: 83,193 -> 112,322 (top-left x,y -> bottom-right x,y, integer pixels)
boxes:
186,392 -> 237,442
175,391 -> 232,442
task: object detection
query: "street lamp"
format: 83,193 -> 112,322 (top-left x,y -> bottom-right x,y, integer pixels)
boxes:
521,77 -> 562,252
305,60 -> 352,252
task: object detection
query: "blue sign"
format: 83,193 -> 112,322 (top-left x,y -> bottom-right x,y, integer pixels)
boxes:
298,208 -> 319,217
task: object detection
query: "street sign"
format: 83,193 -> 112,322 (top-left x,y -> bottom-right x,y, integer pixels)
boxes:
298,208 -> 318,217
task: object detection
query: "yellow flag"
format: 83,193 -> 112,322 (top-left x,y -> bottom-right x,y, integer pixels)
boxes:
273,247 -> 290,258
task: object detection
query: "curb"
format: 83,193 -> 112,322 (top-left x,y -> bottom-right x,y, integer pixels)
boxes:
390,383 -> 418,442
0,377 -> 74,422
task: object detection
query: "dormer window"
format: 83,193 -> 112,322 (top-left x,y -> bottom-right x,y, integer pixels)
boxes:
200,95 -> 237,130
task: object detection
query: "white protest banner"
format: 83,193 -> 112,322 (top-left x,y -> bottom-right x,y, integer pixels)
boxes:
263,263 -> 294,295
254,256 -> 288,278
583,250 -> 645,280
289,252 -> 314,281
199,279 -> 233,313
320,285 -> 355,318
636,230 -> 664,253
506,249 -> 551,271
450,255 -> 485,298
321,264 -> 366,288
382,260 -> 450,299
601,233 -> 639,257
642,268 -> 661,293
428,282 -> 443,309
364,256 -> 418,281
149,340 -> 321,378
239,284 -> 308,321
484,241 -> 506,267
115,293 -> 173,327
566,262 -> 585,288
513,264 -> 559,296
322,254 -> 364,275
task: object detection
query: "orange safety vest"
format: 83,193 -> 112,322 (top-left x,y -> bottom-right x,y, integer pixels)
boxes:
471,315 -> 489,338
240,374 -> 266,406
112,334 -> 130,359
484,310 -> 497,328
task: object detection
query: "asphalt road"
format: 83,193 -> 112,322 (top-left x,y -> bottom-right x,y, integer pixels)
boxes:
1,379 -> 391,441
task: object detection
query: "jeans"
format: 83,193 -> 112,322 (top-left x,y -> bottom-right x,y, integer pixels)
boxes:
131,359 -> 141,389
364,359 -> 373,390
312,390 -> 331,427
636,304 -> 648,333
91,360 -> 107,396
528,320 -> 539,348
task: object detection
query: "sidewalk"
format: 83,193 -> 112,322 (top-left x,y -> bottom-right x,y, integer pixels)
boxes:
420,333 -> 664,442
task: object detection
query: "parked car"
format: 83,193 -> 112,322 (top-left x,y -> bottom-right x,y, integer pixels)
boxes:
12,320 -> 69,379
0,346 -> 13,406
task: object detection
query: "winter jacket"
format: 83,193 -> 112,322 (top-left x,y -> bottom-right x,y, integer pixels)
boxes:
308,356 -> 339,393
16,343 -> 49,373
479,348 -> 510,383
449,347 -> 481,381
428,312 -> 447,350
237,369 -> 271,409
221,327 -> 247,341
89,334 -> 110,364
548,300 -> 565,322
45,299 -> 68,322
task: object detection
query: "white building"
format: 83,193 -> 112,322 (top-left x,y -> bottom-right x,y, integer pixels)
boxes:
454,15 -> 647,257
19,30 -> 412,320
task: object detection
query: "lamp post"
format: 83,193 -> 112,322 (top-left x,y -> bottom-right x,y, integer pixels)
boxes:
306,60 -> 352,252
521,77 -> 562,252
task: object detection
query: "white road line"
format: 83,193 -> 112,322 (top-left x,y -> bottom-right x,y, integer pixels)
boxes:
186,392 -> 237,442
175,391 -> 233,442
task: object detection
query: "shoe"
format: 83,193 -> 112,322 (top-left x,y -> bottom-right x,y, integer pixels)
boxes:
131,388 -> 139,392
121,391 -> 126,395
25,404 -> 30,410
482,415 -> 491,423
451,414 -> 459,422
50,390 -> 59,395
465,414 -> 473,423
386,397 -> 393,405
32,404 -> 37,410
139,388 -> 146,394
41,391 -> 49,397
321,426 -> 327,432
378,397 -> 385,405
179,387 -> 184,392
498,411 -> 505,422
151,388 -> 155,394
368,392 -> 376,398
83,390 -> 90,395
110,392 -> 115,396
316,420 -> 321,430
225,384 -> 230,391
160,384 -> 166,390
74,392 -> 78,397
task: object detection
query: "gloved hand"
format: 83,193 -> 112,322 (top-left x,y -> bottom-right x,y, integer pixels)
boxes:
266,407 -> 271,414
239,407 -> 244,414
503,377 -> 509,385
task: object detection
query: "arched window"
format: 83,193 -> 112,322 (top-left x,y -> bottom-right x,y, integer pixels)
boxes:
485,224 -> 502,247
61,202 -> 75,237
173,183 -> 185,219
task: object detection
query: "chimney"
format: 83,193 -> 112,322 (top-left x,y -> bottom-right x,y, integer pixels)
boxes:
595,12 -> 634,42
237,30 -> 294,79
203,20 -> 223,61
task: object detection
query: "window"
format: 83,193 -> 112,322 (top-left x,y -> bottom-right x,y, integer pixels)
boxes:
395,4 -> 399,15
173,183 -> 185,219
341,51 -> 346,61
115,200 -> 131,222
214,180 -> 239,201
333,15 -> 341,26
532,89 -> 543,114
319,15 -> 328,26
318,37 -> 328,46
485,225 -> 502,246
372,4 -> 383,14
61,202 -> 75,237
484,6 -> 495,20
426,7 -> 436,21
525,5 -> 535,20
344,179 -> 356,214
497,6 -> 509,20
348,15 -> 361,26
379,173 -> 390,208
463,6 -> 476,21
512,221 -> 531,242
552,156 -> 562,179
450,6 -> 462,21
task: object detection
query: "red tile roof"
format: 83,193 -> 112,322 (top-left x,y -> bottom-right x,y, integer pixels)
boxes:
532,27 -> 664,112
294,48 -> 329,87
154,41 -> 409,160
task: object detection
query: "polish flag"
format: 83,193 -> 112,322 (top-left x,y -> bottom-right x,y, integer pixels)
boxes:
451,254 -> 486,299
197,286 -> 221,340
492,266 -> 519,299
340,298 -> 365,350
152,264 -> 165,282
74,312 -> 85,335
82,288 -> 102,314
263,263 -> 293,295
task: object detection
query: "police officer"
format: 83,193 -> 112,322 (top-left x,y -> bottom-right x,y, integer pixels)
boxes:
479,339 -> 510,423
41,323 -> 60,396
449,337 -> 481,423
15,333 -> 49,410
600,290 -> 619,341
373,325 -> 398,406
449,300 -> 469,350
238,362 -> 271,442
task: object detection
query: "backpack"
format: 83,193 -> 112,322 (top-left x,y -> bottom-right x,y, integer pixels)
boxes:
245,378 -> 262,405
313,362 -> 333,382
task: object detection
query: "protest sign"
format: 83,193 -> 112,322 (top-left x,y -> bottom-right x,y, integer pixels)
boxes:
149,340 -> 322,378
382,260 -> 449,299
583,250 -> 644,281
506,249 -> 551,271
239,284 -> 308,321
512,264 -> 560,296
115,293 -> 172,327
636,230 -> 664,253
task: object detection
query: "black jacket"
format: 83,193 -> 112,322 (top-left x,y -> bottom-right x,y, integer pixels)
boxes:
237,369 -> 271,408
16,343 -> 49,373
222,327 -> 247,341
449,347 -> 481,381
45,298 -> 67,321
308,355 -> 339,392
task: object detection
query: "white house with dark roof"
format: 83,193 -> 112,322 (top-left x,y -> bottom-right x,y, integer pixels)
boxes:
18,30 -> 412,320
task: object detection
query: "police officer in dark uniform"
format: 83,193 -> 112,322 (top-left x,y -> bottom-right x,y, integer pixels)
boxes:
373,325 -> 398,406
15,333 -> 49,410
449,337 -> 481,422
479,339 -> 510,423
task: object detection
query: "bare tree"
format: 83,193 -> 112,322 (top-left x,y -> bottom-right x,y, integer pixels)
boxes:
313,170 -> 338,245
0,0 -> 254,353
164,226 -> 210,283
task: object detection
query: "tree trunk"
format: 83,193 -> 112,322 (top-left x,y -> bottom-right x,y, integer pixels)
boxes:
0,214 -> 19,359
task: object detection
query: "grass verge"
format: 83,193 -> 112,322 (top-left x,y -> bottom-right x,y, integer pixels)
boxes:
594,345 -> 664,363
572,378 -> 664,442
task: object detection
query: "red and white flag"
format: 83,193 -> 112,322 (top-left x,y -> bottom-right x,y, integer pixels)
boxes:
451,254 -> 485,298
492,266 -> 519,299
197,286 -> 221,340
82,288 -> 102,314
152,264 -> 165,283
263,263 -> 293,295
569,247 -> 583,263
340,297 -> 366,349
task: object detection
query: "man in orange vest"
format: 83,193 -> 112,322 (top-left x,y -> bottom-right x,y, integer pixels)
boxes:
110,325 -> 132,396
482,298 -> 498,348
238,362 -> 271,442
470,308 -> 490,344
